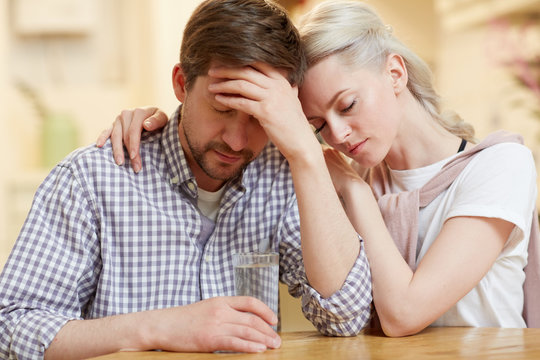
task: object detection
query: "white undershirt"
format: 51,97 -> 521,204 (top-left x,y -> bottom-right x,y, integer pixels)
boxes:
197,187 -> 225,222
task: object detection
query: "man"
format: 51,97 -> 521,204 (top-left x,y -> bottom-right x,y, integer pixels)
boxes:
0,0 -> 372,358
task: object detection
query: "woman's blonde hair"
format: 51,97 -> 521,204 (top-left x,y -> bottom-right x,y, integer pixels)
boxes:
298,0 -> 475,141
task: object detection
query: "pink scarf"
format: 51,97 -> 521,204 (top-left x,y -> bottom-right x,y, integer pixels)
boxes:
367,130 -> 540,327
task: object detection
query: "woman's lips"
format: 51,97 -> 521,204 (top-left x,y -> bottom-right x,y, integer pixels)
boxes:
348,139 -> 367,155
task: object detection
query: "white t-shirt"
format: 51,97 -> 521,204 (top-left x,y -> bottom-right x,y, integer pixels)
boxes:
386,143 -> 537,327
197,187 -> 225,222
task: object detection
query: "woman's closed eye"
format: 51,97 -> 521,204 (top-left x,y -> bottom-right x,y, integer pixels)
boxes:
341,99 -> 356,114
314,122 -> 326,135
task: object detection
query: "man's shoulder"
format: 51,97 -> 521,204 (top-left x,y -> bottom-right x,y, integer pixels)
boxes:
250,142 -> 291,174
241,142 -> 295,196
58,131 -> 163,173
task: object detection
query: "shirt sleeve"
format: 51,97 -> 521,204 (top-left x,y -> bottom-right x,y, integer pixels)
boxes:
447,143 -> 538,252
0,161 -> 100,359
277,196 -> 373,336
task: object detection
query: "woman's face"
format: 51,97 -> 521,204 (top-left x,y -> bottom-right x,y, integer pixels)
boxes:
298,54 -> 402,168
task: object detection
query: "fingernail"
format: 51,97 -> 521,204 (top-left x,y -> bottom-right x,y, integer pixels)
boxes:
115,155 -> 124,165
255,344 -> 266,353
272,337 -> 281,349
130,150 -> 137,160
143,120 -> 152,130
133,162 -> 141,173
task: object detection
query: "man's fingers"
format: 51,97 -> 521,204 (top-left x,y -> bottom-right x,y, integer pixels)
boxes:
233,318 -> 281,349
212,323 -> 281,353
209,80 -> 265,101
227,296 -> 278,326
216,335 -> 267,353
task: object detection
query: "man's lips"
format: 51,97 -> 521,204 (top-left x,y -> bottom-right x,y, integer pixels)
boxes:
348,139 -> 367,155
214,150 -> 242,164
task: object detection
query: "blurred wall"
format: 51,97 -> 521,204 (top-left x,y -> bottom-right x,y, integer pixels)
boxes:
0,0 -> 201,266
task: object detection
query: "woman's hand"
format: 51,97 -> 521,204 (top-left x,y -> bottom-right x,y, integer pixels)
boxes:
322,146 -> 367,197
96,107 -> 169,172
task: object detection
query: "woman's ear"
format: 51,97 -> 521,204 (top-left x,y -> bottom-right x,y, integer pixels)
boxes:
172,63 -> 187,102
386,54 -> 408,94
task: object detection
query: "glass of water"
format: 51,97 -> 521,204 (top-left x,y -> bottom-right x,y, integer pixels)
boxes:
232,252 -> 279,330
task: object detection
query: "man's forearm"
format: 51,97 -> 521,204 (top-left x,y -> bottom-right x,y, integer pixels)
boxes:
288,151 -> 360,298
44,297 -> 281,358
45,311 -> 153,359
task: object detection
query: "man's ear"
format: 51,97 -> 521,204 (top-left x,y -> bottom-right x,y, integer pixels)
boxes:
172,63 -> 187,102
386,54 -> 408,94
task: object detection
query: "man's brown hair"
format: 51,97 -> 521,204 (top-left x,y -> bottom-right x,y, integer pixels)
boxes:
180,0 -> 306,90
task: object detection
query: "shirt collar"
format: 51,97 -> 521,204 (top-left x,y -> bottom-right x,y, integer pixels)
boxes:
161,106 -> 198,197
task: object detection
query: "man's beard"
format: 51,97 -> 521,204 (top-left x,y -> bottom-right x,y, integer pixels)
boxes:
183,123 -> 255,181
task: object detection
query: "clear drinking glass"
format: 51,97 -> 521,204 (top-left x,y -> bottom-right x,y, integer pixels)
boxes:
233,252 -> 279,330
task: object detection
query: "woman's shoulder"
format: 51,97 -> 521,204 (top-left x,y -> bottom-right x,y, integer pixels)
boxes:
468,141 -> 536,175
455,141 -> 537,214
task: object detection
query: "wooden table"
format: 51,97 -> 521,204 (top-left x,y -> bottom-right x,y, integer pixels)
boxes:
90,327 -> 540,359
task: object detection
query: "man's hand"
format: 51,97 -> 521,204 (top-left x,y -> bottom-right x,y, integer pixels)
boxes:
207,63 -> 320,163
96,107 -> 168,173
148,296 -> 281,353
46,296 -> 280,359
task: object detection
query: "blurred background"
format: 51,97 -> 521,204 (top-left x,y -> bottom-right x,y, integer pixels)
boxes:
0,0 -> 539,331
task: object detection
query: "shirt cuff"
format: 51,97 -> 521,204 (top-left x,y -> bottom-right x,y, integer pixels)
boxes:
10,310 -> 74,359
301,239 -> 373,336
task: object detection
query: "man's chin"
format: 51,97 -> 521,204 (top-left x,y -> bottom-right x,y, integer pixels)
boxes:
203,164 -> 246,182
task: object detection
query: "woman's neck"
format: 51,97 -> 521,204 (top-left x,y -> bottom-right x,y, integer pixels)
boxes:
385,98 -> 462,171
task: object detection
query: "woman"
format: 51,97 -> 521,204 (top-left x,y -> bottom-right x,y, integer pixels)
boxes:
98,0 -> 539,336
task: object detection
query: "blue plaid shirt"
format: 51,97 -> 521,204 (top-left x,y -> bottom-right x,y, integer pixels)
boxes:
0,107 -> 372,359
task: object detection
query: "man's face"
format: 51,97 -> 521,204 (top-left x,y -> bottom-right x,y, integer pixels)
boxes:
173,64 -> 269,191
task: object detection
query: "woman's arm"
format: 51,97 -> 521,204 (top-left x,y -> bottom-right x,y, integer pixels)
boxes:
323,147 -> 514,336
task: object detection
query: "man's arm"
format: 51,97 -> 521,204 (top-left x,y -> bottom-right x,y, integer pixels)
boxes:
0,158 -> 279,358
46,297 -> 280,359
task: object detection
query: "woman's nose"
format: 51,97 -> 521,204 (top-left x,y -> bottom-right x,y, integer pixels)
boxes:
327,117 -> 352,145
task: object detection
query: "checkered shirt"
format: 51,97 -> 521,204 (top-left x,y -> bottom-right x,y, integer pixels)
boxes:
0,107 -> 372,359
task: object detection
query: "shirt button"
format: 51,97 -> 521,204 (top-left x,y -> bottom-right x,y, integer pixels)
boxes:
205,255 -> 211,262
187,182 -> 196,191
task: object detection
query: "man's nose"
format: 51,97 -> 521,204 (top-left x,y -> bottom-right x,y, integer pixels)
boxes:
221,113 -> 250,152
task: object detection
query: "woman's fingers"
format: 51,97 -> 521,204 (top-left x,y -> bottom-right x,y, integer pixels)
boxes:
111,115 -> 127,165
96,126 -> 113,148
